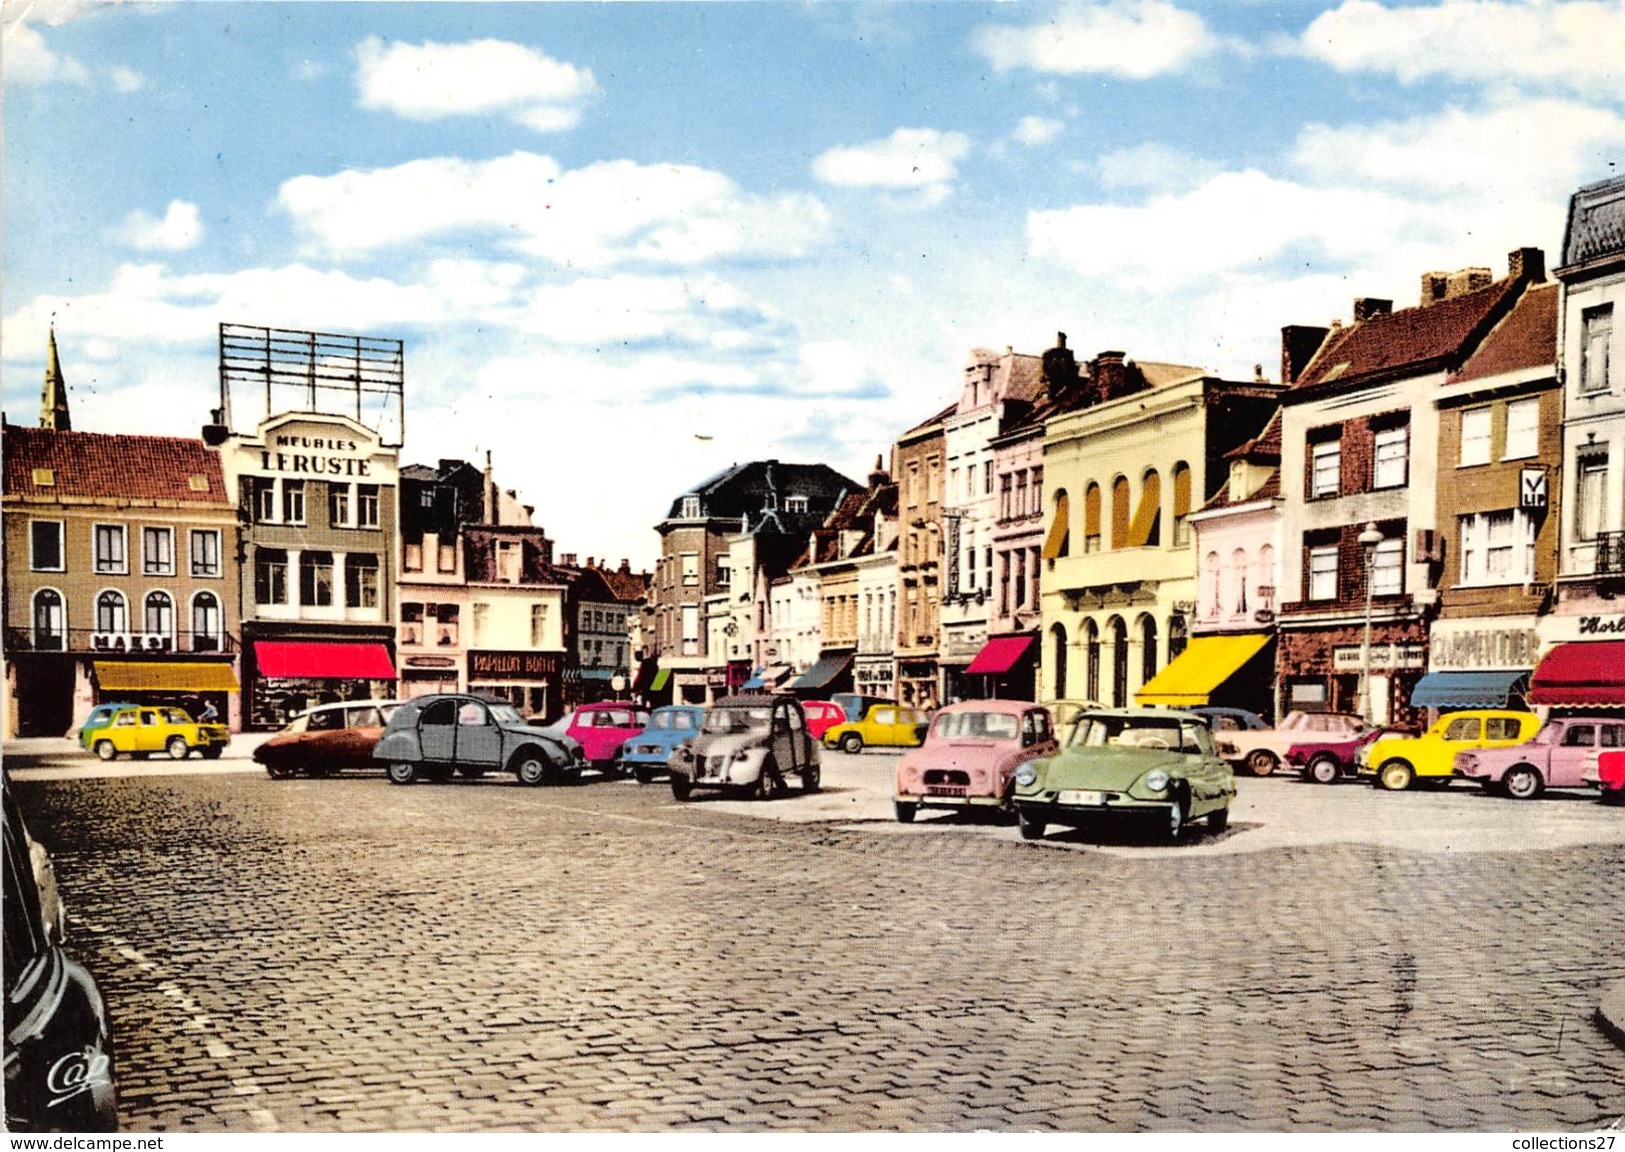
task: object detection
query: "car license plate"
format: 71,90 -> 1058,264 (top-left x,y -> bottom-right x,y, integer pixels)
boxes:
925,785 -> 966,797
1057,789 -> 1104,807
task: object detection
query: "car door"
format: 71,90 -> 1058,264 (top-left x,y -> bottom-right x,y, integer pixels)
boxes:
454,699 -> 503,769
136,709 -> 166,754
1548,722 -> 1596,788
770,699 -> 800,775
418,699 -> 458,764
108,710 -> 140,753
867,706 -> 896,745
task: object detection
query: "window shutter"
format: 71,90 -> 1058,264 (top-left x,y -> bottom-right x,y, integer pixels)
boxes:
1042,491 -> 1071,559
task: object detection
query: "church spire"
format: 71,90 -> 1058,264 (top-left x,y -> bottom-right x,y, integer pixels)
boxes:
41,326 -> 72,431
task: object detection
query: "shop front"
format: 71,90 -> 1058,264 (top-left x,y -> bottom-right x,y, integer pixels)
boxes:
787,650 -> 853,699
852,654 -> 895,702
1135,633 -> 1272,717
243,632 -> 397,729
939,622 -> 985,704
90,658 -> 241,725
963,633 -> 1037,701
399,655 -> 459,699
468,649 -> 559,719
1529,637 -> 1625,712
1411,618 -> 1540,715
1276,620 -> 1427,728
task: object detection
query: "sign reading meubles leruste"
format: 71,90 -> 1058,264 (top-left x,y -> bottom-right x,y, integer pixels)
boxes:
257,432 -> 375,477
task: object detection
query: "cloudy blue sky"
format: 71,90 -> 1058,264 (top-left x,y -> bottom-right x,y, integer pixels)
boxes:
4,0 -> 1623,568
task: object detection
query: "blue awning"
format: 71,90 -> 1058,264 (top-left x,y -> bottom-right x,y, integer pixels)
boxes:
580,668 -> 616,681
740,666 -> 768,689
1410,670 -> 1528,708
788,652 -> 852,692
741,664 -> 790,690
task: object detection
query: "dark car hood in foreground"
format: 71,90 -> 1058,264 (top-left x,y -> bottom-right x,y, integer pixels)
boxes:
1034,747 -> 1196,791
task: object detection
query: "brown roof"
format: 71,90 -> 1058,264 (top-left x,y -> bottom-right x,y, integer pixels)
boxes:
1005,354 -> 1045,403
1450,282 -> 1558,384
898,401 -> 958,438
2,425 -> 227,503
1295,276 -> 1525,390
1198,469 -> 1281,513
1224,409 -> 1282,461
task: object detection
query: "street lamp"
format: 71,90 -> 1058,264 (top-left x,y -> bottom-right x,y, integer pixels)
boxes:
1357,521 -> 1383,723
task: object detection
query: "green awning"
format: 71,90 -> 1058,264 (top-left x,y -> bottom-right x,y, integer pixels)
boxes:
650,668 -> 671,691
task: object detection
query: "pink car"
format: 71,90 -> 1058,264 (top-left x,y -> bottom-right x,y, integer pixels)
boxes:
562,703 -> 651,773
800,700 -> 847,741
893,699 -> 1057,823
1454,716 -> 1623,800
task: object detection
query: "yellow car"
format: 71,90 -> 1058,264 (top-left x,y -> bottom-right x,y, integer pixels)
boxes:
86,705 -> 230,762
823,704 -> 930,754
1357,709 -> 1539,791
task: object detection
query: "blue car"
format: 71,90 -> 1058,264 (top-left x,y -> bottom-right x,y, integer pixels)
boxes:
619,705 -> 706,784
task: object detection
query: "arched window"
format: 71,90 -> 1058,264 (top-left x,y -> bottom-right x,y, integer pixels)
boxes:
1110,477 -> 1131,549
1172,463 -> 1193,545
1084,619 -> 1101,702
1083,483 -> 1102,553
1109,615 -> 1129,707
1204,552 -> 1222,619
1258,544 -> 1277,612
1050,623 -> 1069,700
96,590 -> 127,634
1232,548 -> 1250,613
1043,489 -> 1071,559
33,589 -> 64,650
1168,613 -> 1188,660
144,591 -> 174,637
192,592 -> 221,651
1139,614 -> 1158,687
1129,469 -> 1162,547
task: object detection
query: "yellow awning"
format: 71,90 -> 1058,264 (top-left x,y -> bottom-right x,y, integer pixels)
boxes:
93,661 -> 240,693
1134,634 -> 1270,707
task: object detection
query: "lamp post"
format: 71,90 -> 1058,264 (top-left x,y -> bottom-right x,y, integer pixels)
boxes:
1357,521 -> 1383,723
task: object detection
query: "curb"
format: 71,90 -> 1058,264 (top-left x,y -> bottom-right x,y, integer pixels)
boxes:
1598,980 -> 1625,1050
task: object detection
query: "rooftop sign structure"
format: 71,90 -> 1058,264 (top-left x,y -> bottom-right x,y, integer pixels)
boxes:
216,322 -> 404,446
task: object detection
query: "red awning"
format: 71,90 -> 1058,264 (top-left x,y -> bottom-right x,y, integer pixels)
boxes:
254,641 -> 396,680
1529,641 -> 1625,706
965,635 -> 1036,676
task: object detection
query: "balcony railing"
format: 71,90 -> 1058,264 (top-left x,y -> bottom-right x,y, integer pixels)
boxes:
4,627 -> 241,655
1597,531 -> 1625,578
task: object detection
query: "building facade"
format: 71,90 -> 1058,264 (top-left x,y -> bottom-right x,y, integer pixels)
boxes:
893,405 -> 954,710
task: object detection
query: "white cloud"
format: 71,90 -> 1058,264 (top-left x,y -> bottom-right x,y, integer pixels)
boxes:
356,36 -> 598,132
1096,142 -> 1222,190
1300,0 -> 1625,100
109,64 -> 143,92
112,200 -> 203,251
1012,116 -> 1066,146
811,128 -> 973,204
2,21 -> 91,86
278,151 -> 830,267
972,0 -> 1219,79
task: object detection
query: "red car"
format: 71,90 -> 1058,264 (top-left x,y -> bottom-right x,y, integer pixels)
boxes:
1584,748 -> 1625,804
1285,727 -> 1410,785
561,703 -> 651,773
800,700 -> 847,741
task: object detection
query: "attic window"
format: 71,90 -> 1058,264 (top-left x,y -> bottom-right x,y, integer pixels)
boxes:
1321,362 -> 1350,382
679,495 -> 701,518
188,474 -> 210,492
786,495 -> 809,513
31,468 -> 55,486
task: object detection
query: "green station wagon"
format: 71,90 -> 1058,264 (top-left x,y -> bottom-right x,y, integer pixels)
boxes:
1012,708 -> 1236,842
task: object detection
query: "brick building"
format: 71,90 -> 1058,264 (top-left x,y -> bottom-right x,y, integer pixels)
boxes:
892,404 -> 955,709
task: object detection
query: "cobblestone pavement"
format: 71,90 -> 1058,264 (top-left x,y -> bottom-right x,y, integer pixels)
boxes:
11,754 -> 1625,1133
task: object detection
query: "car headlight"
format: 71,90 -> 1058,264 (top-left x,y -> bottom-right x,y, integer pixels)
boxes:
1144,769 -> 1170,793
1014,762 -> 1038,787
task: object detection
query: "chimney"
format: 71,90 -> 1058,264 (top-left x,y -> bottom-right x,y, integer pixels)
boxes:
1041,332 -> 1079,399
1447,267 -> 1493,298
619,558 -> 631,573
1508,246 -> 1545,283
587,557 -> 596,569
483,450 -> 496,526
1090,350 -> 1127,403
1420,272 -> 1450,306
1280,325 -> 1329,385
1352,298 -> 1392,322
561,552 -> 577,566
868,454 -> 889,489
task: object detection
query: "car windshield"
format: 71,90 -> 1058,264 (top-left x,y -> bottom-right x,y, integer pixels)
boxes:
649,710 -> 696,731
161,708 -> 192,724
703,707 -> 771,734
1069,715 -> 1205,754
487,704 -> 526,725
931,711 -> 1019,741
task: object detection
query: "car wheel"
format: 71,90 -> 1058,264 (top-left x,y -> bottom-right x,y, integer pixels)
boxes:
1377,759 -> 1414,791
1307,755 -> 1341,785
515,756 -> 549,786
839,733 -> 864,755
1207,804 -> 1230,832
801,761 -> 821,793
634,764 -> 656,785
265,762 -> 297,780
1017,808 -> 1046,841
1502,765 -> 1544,801
1247,750 -> 1277,777
753,763 -> 784,800
671,774 -> 693,802
894,800 -> 917,823
386,761 -> 419,785
94,739 -> 117,762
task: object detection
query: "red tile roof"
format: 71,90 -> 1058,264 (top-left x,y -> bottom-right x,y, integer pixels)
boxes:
1295,276 -> 1524,390
1450,282 -> 1557,384
2,425 -> 227,504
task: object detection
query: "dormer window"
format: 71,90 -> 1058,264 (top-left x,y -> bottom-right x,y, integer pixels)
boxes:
786,495 -> 808,513
679,495 -> 701,518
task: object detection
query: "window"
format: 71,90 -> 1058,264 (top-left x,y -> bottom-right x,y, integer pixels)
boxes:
329,484 -> 352,527
93,524 -> 127,574
32,590 -> 64,649
681,605 -> 700,656
438,542 -> 457,572
29,521 -> 63,571
301,551 -> 335,607
1561,724 -> 1597,748
255,548 -> 288,604
1030,467 -> 1043,514
357,485 -> 380,528
1310,440 -> 1341,498
716,557 -> 730,587
681,553 -> 699,586
679,495 -> 701,519
345,554 -> 380,608
190,529 -> 221,577
1504,398 -> 1539,460
1460,407 -> 1492,466
999,475 -> 1013,519
1372,426 -> 1409,489
191,592 -> 220,650
255,480 -> 277,523
984,460 -> 993,495
96,591 -> 127,634
404,542 -> 423,571
1486,716 -> 1526,741
282,480 -> 306,525
497,542 -> 520,583
1581,304 -> 1613,394
142,526 -> 175,575
1083,484 -> 1101,554
1444,716 -> 1482,741
472,603 -> 489,646
786,494 -> 808,513
144,591 -> 173,637
531,604 -> 548,647
1459,509 -> 1536,586
1576,454 -> 1609,542
1308,544 -> 1338,601
1371,537 -> 1404,597
1171,464 -> 1192,546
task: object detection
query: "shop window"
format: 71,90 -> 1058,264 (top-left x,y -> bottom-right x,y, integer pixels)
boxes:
94,523 -> 127,575
1084,619 -> 1100,702
1139,614 -> 1158,686
301,551 -> 335,607
345,554 -> 380,608
255,548 -> 289,605
30,521 -> 63,572
1581,304 -> 1612,394
1504,397 -> 1539,460
1460,407 -> 1492,467
1168,613 -> 1188,660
